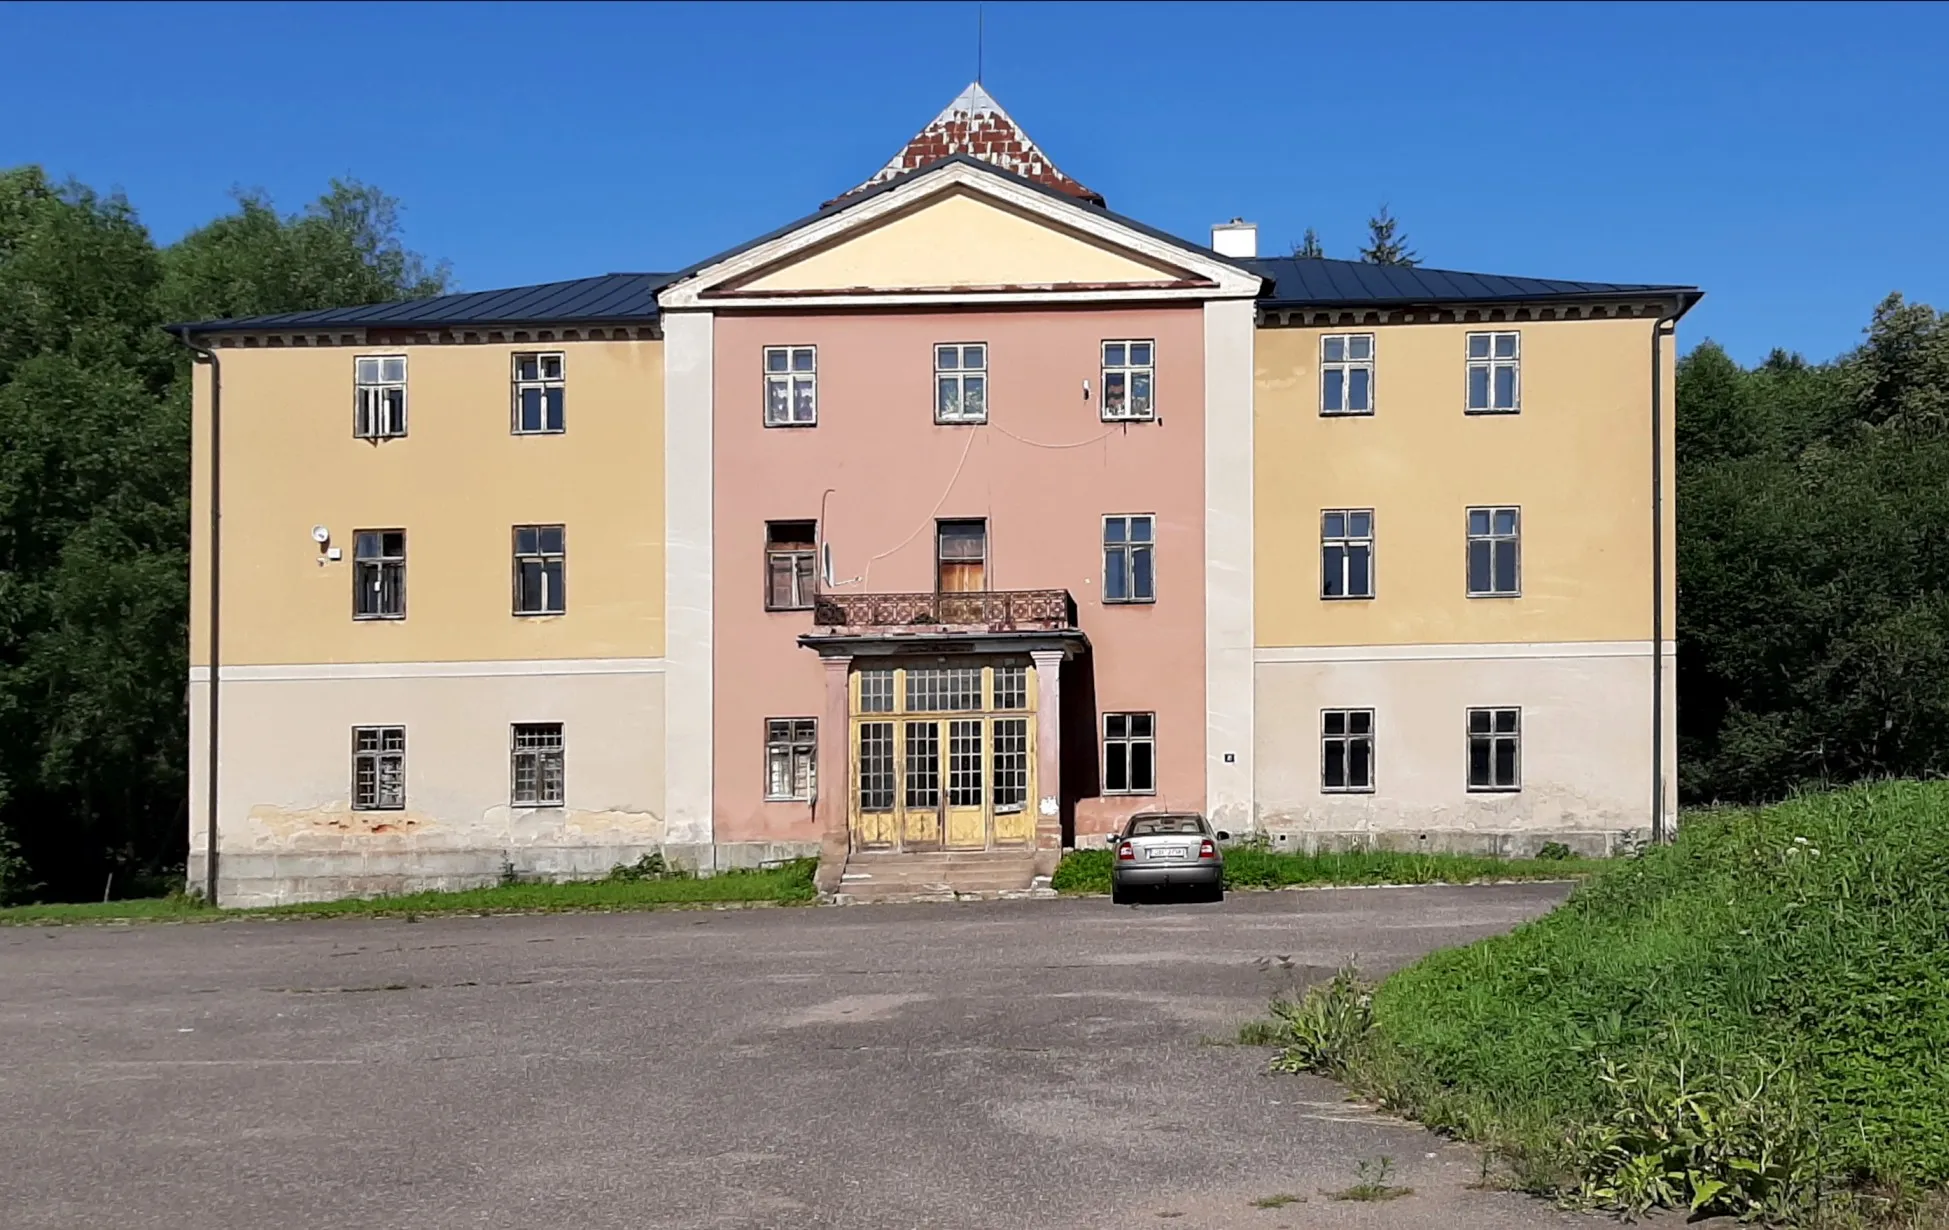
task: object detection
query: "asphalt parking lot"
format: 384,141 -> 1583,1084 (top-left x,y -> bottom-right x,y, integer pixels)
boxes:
1,884 -> 1603,1229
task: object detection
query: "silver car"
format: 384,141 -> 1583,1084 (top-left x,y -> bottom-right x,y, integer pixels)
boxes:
1107,812 -> 1226,904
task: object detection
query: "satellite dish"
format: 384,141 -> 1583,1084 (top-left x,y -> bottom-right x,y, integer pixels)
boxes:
311,525 -> 331,545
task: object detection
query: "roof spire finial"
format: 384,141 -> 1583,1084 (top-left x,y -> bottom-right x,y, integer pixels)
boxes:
976,5 -> 984,85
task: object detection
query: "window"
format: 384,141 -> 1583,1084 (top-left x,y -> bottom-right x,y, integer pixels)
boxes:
1320,334 -> 1374,415
511,723 -> 565,806
765,520 -> 817,611
512,352 -> 565,434
1100,340 -> 1155,422
1103,712 -> 1156,794
935,343 -> 987,423
1467,707 -> 1521,791
936,520 -> 987,593
354,355 -> 408,439
352,726 -> 405,811
992,718 -> 1029,812
858,668 -> 895,714
905,667 -> 981,712
904,721 -> 940,809
947,719 -> 984,807
993,664 -> 1028,711
858,722 -> 895,810
513,524 -> 566,614
1322,710 -> 1374,792
1321,510 -> 1374,599
765,718 -> 817,801
1466,332 -> 1521,413
1103,515 -> 1156,604
764,346 -> 817,426
353,530 -> 406,619
1466,507 -> 1521,597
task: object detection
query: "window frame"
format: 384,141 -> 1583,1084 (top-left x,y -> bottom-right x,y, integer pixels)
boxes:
1465,331 -> 1522,414
351,529 -> 407,621
1102,711 -> 1158,796
764,717 -> 819,802
1321,708 -> 1376,794
764,520 -> 818,612
1099,339 -> 1156,423
512,524 -> 567,616
1319,333 -> 1376,416
1320,508 -> 1376,600
1102,514 -> 1157,604
353,354 -> 409,440
511,351 -> 566,435
351,725 -> 406,812
510,722 -> 566,808
763,345 -> 818,427
1465,505 -> 1522,598
934,342 -> 988,425
1466,707 -> 1522,792
935,519 -> 988,594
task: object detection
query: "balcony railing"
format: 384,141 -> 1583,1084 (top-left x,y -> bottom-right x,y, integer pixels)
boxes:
812,589 -> 1077,632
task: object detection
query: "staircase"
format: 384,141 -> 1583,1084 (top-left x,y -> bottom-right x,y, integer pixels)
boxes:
827,849 -> 1048,904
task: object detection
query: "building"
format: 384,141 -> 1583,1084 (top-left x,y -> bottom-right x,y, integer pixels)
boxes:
173,85 -> 1698,906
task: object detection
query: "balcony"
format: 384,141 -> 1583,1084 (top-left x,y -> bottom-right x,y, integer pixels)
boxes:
812,589 -> 1077,632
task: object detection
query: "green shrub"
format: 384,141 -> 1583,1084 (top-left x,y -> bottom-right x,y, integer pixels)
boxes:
1050,848 -> 1112,894
1267,964 -> 1374,1079
1535,841 -> 1573,861
1262,781 -> 1949,1221
1049,844 -> 1606,895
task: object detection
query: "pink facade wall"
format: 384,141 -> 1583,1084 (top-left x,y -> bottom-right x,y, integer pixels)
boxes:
711,306 -> 1207,846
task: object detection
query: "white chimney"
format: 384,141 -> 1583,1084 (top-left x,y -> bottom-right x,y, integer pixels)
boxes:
1211,218 -> 1257,259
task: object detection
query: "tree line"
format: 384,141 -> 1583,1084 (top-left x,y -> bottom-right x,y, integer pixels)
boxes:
2,167 -> 1945,903
0,167 -> 445,902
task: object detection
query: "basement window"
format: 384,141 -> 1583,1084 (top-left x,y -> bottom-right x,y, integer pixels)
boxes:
511,723 -> 565,807
1467,707 -> 1522,791
352,726 -> 406,810
766,718 -> 818,801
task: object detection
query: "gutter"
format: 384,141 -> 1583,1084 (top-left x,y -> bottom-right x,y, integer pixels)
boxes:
170,329 -> 222,904
1649,301 -> 1683,843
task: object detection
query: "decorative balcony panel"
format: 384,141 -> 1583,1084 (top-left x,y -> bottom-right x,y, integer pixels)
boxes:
812,589 -> 1076,632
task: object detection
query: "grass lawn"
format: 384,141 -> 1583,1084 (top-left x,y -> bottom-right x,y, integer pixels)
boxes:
0,859 -> 818,925
1050,844 -> 1608,895
1254,781 -> 1949,1226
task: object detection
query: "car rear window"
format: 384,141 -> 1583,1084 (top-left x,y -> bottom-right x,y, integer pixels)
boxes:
1125,815 -> 1206,837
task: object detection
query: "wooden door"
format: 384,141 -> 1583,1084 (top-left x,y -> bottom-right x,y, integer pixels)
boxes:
852,721 -> 897,850
943,718 -> 987,848
901,720 -> 944,849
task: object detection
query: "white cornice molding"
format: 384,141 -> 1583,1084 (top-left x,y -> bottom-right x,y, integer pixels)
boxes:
657,161 -> 1264,311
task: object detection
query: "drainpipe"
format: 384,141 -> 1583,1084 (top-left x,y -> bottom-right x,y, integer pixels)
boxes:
172,330 -> 221,903
1650,301 -> 1680,844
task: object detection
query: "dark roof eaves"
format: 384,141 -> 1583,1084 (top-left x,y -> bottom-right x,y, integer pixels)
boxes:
1255,286 -> 1703,312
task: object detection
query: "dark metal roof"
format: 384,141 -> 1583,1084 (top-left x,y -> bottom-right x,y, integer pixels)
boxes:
170,163 -> 1699,334
1243,256 -> 1700,312
168,272 -> 673,335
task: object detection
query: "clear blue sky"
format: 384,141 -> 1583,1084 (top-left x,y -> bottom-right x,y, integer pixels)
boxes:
3,1 -> 1942,364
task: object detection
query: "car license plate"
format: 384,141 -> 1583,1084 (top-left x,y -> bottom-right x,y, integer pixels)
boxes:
1150,847 -> 1187,860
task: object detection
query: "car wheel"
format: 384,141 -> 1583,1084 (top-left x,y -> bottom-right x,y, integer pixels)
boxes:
1111,885 -> 1130,906
1206,882 -> 1226,904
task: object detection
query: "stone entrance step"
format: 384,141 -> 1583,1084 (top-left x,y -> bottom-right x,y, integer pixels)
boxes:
829,850 -> 1046,904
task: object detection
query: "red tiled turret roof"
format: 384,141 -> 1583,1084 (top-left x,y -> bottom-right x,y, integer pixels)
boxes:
832,83 -> 1104,208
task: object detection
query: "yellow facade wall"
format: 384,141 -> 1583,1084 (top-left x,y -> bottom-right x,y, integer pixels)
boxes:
189,339 -> 665,666
1254,317 -> 1676,648
732,188 -> 1188,292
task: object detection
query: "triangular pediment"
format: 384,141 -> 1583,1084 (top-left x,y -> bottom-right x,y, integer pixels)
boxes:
727,188 -> 1195,296
657,160 -> 1262,310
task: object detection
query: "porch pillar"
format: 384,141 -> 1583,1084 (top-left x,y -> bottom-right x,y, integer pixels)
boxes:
813,653 -> 853,894
1030,649 -> 1065,878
